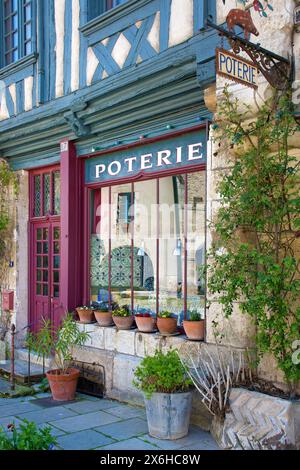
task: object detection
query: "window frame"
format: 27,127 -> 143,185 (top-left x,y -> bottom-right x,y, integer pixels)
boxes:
0,0 -> 35,69
87,0 -> 129,22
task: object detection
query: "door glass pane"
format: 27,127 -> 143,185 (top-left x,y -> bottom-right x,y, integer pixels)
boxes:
53,256 -> 60,269
53,241 -> 59,254
36,284 -> 41,295
186,173 -> 206,316
53,171 -> 61,215
43,242 -> 48,254
37,228 -> 42,240
37,242 -> 42,254
43,256 -> 48,268
133,180 -> 157,315
43,284 -> 48,296
43,270 -> 48,282
36,270 -> 42,281
34,175 -> 41,217
158,176 -> 184,320
37,256 -> 42,267
43,174 -> 51,215
54,227 -> 60,240
53,285 -> 59,298
53,271 -> 59,283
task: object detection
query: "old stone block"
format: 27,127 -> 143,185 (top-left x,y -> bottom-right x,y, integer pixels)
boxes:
114,330 -> 136,356
112,353 -> 142,397
104,327 -> 117,351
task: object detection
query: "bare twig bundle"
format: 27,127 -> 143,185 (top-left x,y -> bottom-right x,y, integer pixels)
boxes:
177,345 -> 254,418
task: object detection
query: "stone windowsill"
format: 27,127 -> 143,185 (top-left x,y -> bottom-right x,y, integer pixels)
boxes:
0,53 -> 38,81
77,323 -> 204,358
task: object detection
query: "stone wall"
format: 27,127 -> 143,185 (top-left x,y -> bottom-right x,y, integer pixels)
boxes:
205,0 -> 300,392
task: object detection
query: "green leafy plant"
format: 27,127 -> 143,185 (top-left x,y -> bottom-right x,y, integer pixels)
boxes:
0,420 -> 57,450
186,310 -> 202,322
208,87 -> 300,394
30,313 -> 90,373
0,160 -> 18,299
112,305 -> 131,317
133,349 -> 192,399
158,311 -> 174,319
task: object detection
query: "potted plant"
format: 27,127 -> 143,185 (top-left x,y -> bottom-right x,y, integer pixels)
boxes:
31,314 -> 90,401
183,310 -> 205,340
112,305 -> 134,330
133,349 -> 193,440
75,305 -> 95,324
157,311 -> 177,335
135,311 -> 156,333
94,302 -> 114,327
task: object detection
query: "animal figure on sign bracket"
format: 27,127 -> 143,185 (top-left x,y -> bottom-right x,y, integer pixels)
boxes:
226,8 -> 259,40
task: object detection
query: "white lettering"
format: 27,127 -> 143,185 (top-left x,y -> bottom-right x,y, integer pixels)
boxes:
108,161 -> 121,176
124,156 -> 137,173
188,143 -> 203,161
157,149 -> 172,167
95,164 -> 106,178
176,146 -> 182,163
141,153 -> 153,170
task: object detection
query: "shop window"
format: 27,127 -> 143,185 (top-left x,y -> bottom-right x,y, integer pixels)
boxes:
32,169 -> 61,218
90,172 -> 206,318
1,0 -> 33,67
87,0 -> 128,21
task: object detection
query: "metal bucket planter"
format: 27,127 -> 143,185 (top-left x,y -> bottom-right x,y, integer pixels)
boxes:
144,392 -> 192,440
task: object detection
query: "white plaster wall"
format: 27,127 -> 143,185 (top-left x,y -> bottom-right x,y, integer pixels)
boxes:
71,0 -> 80,92
86,47 -> 99,86
24,76 -> 34,112
55,0 -> 66,97
169,0 -> 194,47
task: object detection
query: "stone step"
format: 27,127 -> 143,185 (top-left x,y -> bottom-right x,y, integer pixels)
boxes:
15,348 -> 53,368
0,359 -> 45,383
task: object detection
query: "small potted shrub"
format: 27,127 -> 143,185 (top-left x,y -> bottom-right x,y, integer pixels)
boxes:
94,302 -> 114,327
133,349 -> 193,440
31,314 -> 90,401
183,310 -> 205,340
157,311 -> 177,335
75,305 -> 95,324
112,305 -> 134,330
135,311 -> 156,333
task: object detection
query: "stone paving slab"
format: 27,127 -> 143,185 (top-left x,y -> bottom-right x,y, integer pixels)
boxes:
50,410 -> 122,433
139,426 -> 218,450
0,401 -> 42,418
63,399 -> 119,414
16,406 -> 78,424
105,404 -> 147,420
56,429 -> 115,450
94,417 -> 149,441
37,423 -> 67,437
97,437 -> 159,451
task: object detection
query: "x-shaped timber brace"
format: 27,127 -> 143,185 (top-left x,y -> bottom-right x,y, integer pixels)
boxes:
206,20 -> 291,91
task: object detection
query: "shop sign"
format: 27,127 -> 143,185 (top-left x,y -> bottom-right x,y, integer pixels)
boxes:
216,48 -> 258,89
85,129 -> 207,184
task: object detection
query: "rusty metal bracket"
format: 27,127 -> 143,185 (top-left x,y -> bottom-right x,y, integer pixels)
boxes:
206,20 -> 291,90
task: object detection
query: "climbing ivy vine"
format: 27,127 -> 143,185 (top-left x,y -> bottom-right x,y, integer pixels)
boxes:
0,160 -> 18,294
208,88 -> 300,393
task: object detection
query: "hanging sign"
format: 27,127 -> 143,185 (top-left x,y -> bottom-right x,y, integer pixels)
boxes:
216,48 -> 258,89
85,128 -> 207,184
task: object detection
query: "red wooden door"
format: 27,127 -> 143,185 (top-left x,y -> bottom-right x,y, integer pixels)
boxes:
29,167 -> 63,332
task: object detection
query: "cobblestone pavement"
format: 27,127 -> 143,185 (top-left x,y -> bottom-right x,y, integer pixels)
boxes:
0,392 -> 219,450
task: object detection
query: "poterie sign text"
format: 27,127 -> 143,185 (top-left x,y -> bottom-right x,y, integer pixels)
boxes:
216,48 -> 258,89
85,129 -> 207,184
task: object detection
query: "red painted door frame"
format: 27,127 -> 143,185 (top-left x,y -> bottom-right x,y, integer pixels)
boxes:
29,166 -> 62,332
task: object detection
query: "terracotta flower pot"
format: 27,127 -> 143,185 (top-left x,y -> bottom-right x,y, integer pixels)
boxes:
183,320 -> 205,340
46,368 -> 80,401
94,310 -> 113,327
157,317 -> 177,335
76,308 -> 95,324
135,316 -> 156,333
112,315 -> 134,330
